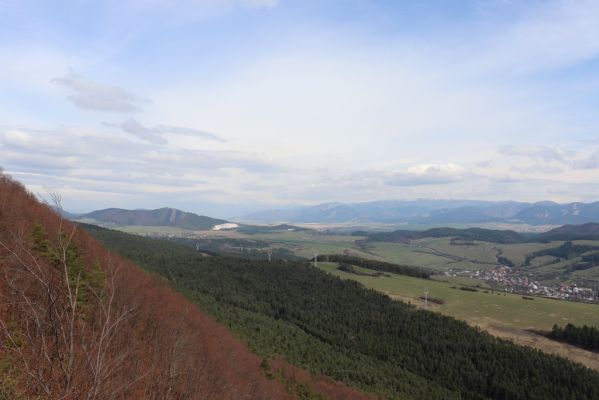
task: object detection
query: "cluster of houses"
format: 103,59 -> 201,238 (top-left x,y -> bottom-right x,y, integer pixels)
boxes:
445,266 -> 598,302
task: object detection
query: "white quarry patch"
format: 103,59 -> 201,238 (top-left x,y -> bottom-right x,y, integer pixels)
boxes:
212,223 -> 239,231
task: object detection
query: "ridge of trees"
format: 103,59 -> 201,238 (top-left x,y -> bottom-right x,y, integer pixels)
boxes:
548,324 -> 599,353
525,241 -> 599,265
357,223 -> 599,244
357,227 -> 527,244
316,254 -> 431,279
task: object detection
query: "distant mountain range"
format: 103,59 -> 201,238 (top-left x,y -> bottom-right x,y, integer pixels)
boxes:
237,200 -> 599,226
64,199 -> 599,231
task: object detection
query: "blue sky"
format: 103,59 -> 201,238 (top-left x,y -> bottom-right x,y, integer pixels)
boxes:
2,0 -> 599,217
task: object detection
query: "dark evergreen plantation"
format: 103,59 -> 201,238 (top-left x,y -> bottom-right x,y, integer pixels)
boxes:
84,224 -> 599,400
316,254 -> 431,279
549,324 -> 599,352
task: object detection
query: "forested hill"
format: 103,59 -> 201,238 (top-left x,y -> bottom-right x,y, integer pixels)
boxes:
84,223 -> 599,400
535,223 -> 599,241
79,207 -> 228,229
358,223 -> 599,244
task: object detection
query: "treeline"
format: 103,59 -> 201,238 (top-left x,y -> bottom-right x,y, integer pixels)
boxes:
525,242 -> 599,265
549,324 -> 599,352
86,225 -> 599,400
317,254 -> 431,279
359,227 -> 526,244
169,236 -> 301,261
582,252 -> 599,264
357,223 -> 599,245
337,263 -> 389,277
236,224 -> 312,234
496,256 -> 514,268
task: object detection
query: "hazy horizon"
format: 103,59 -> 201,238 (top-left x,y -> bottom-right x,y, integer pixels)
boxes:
3,0 -> 599,216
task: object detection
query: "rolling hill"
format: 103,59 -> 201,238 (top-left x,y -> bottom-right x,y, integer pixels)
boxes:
358,223 -> 599,244
77,207 -> 228,230
535,223 -> 599,242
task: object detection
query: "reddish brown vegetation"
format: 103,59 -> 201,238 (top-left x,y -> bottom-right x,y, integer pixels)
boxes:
269,359 -> 379,400
0,173 -> 293,400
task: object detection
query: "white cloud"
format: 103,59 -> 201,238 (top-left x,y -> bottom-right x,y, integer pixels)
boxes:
3,0 -> 599,211
53,72 -> 150,113
110,118 -> 226,144
385,163 -> 468,187
499,145 -> 571,162
571,150 -> 599,169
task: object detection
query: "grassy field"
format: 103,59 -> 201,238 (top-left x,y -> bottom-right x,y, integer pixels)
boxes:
368,242 -> 451,266
250,232 -> 502,273
496,242 -> 556,265
229,231 -> 599,285
414,237 -> 499,264
252,231 -> 375,259
317,261 -> 599,369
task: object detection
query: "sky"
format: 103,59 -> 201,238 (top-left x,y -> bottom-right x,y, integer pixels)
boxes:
2,0 -> 599,217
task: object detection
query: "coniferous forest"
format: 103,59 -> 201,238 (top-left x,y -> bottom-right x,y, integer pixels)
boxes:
549,323 -> 599,352
84,224 -> 599,400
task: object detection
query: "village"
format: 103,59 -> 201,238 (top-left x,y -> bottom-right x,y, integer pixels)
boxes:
470,266 -> 599,302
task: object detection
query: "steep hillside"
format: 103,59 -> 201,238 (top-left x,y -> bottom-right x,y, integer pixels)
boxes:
80,207 -> 227,230
0,174 -> 343,400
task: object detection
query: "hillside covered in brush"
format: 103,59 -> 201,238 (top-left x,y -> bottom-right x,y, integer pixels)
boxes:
0,173 -> 360,400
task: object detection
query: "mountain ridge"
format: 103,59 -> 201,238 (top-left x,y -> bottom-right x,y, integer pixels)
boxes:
78,207 -> 229,230
237,199 -> 599,225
